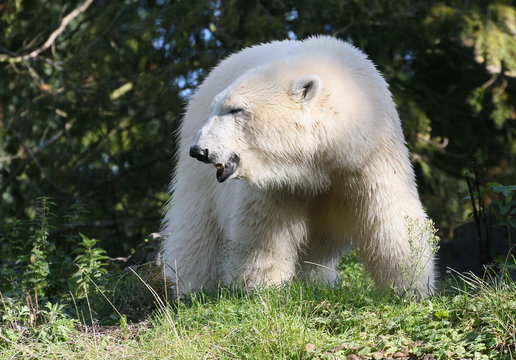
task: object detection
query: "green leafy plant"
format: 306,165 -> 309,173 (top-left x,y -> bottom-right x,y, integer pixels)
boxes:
71,233 -> 109,299
487,183 -> 516,229
0,198 -> 113,350
485,183 -> 516,275
21,197 -> 55,299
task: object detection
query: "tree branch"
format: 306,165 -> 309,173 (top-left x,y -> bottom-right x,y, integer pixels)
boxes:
0,0 -> 95,63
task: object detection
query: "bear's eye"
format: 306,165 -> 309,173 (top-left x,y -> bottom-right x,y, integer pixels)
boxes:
227,108 -> 243,115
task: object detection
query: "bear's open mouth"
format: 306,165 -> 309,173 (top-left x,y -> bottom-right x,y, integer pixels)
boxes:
214,162 -> 237,183
213,154 -> 240,183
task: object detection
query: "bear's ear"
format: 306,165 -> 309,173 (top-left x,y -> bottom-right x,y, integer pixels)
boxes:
290,74 -> 323,103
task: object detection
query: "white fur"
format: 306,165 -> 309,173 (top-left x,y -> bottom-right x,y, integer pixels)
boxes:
161,36 -> 437,297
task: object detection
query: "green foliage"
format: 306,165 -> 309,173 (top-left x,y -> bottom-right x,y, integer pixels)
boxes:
486,182 -> 516,228
71,233 -> 109,298
22,197 -> 54,298
0,296 -> 77,345
1,254 -> 514,360
0,198 -> 108,301
485,182 -> 516,273
0,198 -> 110,347
0,199 -> 513,359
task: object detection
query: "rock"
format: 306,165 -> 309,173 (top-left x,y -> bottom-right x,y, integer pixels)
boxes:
305,343 -> 316,353
371,351 -> 385,359
332,344 -> 346,352
123,233 -> 163,268
393,346 -> 409,358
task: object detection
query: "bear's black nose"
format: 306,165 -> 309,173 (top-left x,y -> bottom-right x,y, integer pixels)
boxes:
189,145 -> 211,163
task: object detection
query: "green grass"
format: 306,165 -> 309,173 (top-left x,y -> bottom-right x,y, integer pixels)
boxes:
1,256 -> 515,360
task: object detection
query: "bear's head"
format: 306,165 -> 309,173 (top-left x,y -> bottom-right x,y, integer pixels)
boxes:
190,55 -> 390,192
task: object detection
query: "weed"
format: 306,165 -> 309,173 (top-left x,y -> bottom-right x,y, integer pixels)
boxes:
71,233 -> 109,298
402,217 -> 440,297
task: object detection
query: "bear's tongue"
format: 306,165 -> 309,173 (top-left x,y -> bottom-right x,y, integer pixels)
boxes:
215,162 -> 236,183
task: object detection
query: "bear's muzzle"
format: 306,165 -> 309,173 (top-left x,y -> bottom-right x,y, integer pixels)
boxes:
189,145 -> 240,183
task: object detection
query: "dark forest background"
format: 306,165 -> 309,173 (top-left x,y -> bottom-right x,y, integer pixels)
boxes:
1,0 -> 514,257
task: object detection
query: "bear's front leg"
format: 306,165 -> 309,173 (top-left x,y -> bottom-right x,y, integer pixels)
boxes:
220,188 -> 308,289
356,216 -> 436,298
351,144 -> 438,298
354,194 -> 437,297
161,173 -> 222,294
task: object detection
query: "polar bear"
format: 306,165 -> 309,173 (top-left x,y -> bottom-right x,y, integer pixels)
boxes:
162,36 -> 437,297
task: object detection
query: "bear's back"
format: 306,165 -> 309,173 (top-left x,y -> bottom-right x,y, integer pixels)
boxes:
182,36 -> 391,146
196,36 -> 376,102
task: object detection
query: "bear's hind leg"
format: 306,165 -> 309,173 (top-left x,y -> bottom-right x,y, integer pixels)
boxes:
299,237 -> 351,284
